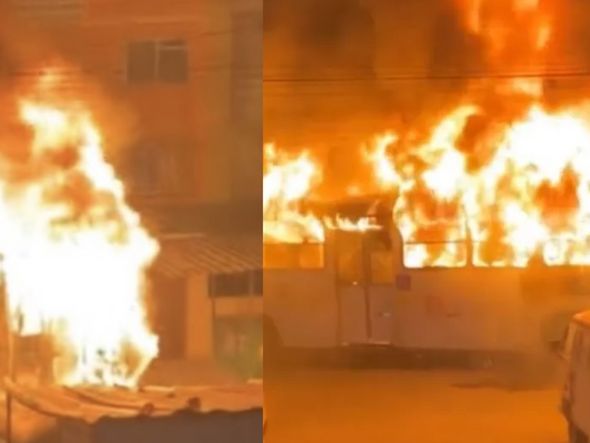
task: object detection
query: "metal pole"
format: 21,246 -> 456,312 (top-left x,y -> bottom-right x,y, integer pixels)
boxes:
361,233 -> 372,342
333,231 -> 343,345
5,385 -> 12,443
4,286 -> 15,443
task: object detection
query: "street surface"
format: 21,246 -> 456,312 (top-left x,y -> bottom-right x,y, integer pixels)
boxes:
265,364 -> 567,443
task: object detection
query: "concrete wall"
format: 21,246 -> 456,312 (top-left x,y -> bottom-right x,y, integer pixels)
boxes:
184,272 -> 263,361
185,273 -> 214,360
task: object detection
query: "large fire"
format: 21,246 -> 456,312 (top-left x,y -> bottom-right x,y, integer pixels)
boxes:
371,101 -> 590,268
0,94 -> 158,387
373,0 -> 590,268
264,0 -> 590,269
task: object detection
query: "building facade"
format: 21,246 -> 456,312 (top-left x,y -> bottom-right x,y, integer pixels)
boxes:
3,0 -> 261,208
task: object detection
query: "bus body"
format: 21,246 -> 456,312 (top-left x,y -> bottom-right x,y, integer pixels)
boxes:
264,227 -> 590,360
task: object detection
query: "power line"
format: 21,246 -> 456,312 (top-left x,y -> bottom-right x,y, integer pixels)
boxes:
263,70 -> 590,83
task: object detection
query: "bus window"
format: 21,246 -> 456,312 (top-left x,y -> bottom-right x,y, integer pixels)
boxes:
336,233 -> 363,284
298,243 -> 325,268
263,243 -> 324,269
403,242 -> 467,268
398,218 -> 468,268
264,243 -> 294,268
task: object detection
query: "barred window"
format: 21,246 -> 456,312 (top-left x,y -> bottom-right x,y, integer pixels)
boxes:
209,270 -> 263,298
127,40 -> 188,84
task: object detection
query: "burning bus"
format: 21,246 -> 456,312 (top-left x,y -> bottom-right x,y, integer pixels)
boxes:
263,100 -> 590,365
262,0 -> 590,367
264,215 -> 590,365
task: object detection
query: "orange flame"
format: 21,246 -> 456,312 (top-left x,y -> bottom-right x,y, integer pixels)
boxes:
324,215 -> 381,233
263,143 -> 325,243
371,102 -> 590,268
357,0 -> 577,268
364,133 -> 399,190
263,144 -> 383,243
2,99 -> 158,387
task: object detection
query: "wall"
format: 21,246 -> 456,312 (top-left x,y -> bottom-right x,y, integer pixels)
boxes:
230,0 -> 262,202
185,273 -> 214,360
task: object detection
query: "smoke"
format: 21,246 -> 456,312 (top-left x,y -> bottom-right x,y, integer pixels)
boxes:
0,11 -> 140,175
264,0 -> 486,198
264,0 -> 377,77
265,0 -> 393,198
265,0 -> 590,201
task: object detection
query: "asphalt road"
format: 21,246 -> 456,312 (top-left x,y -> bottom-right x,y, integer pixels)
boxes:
264,364 -> 567,443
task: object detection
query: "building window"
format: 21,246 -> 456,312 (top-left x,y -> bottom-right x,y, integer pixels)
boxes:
127,40 -> 188,84
158,40 -> 188,83
209,271 -> 263,298
127,42 -> 156,83
210,273 -> 250,297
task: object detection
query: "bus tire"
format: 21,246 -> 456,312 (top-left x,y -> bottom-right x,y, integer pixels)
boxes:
569,422 -> 588,443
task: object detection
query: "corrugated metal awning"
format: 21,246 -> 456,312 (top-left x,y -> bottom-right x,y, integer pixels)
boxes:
5,378 -> 262,423
151,234 -> 261,279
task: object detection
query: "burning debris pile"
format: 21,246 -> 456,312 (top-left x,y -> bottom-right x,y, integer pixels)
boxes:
264,0 -> 590,269
0,76 -> 158,387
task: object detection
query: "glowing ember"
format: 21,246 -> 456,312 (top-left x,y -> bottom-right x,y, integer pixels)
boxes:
0,98 -> 158,387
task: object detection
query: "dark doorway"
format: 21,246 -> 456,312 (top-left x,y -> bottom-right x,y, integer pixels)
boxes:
151,277 -> 187,359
